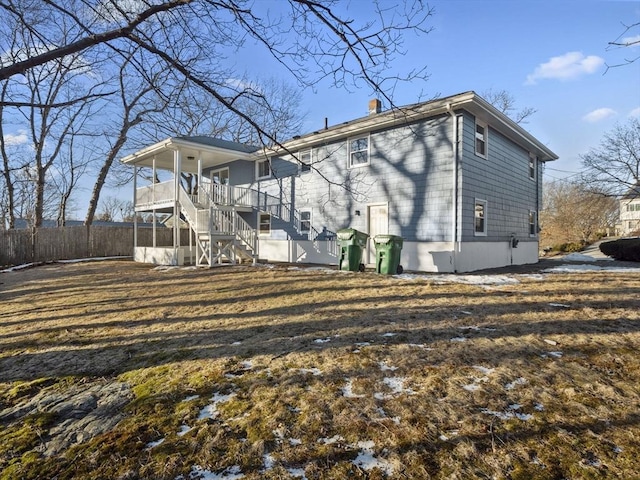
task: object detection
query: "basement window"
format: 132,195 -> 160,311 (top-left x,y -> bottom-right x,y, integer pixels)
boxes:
475,120 -> 488,159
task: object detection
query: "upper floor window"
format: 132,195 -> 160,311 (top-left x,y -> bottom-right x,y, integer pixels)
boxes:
349,136 -> 369,167
299,150 -> 311,174
475,120 -> 487,159
256,159 -> 271,180
529,153 -> 537,180
474,199 -> 487,236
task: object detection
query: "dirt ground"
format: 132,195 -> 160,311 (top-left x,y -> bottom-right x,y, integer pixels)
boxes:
1,259 -> 640,479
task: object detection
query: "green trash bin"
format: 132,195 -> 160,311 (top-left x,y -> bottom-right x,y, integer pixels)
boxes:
374,234 -> 404,274
337,228 -> 369,272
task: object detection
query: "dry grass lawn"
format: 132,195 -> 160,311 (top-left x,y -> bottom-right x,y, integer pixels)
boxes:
1,260 -> 639,479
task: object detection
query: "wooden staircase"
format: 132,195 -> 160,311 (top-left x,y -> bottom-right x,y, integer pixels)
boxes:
179,187 -> 257,267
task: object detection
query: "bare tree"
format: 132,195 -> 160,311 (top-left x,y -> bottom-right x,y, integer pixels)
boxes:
580,117 -> 640,197
605,21 -> 640,71
540,179 -> 618,248
482,88 -> 536,124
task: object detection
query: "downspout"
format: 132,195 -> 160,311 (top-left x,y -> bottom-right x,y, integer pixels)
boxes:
446,103 -> 460,272
133,165 -> 138,255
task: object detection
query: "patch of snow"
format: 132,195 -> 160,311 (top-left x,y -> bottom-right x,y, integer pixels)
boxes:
382,332 -> 397,337
1,262 -> 39,273
460,310 -> 473,315
508,403 -> 522,410
544,264 -> 640,273
378,361 -> 398,371
239,360 -> 252,370
355,342 -> 371,347
534,403 -> 544,411
289,438 -> 302,446
183,465 -> 244,480
342,379 -> 365,398
505,377 -> 527,390
439,430 -> 459,441
563,253 -> 598,262
473,365 -> 495,375
286,467 -> 307,479
146,438 -> 165,449
613,445 -> 623,454
177,424 -> 193,436
182,395 -> 200,402
351,440 -> 395,476
231,341 -> 242,346
463,384 -> 481,392
318,435 -> 344,445
450,337 -> 467,342
549,303 -> 571,308
396,273 -> 521,287
298,368 -> 322,376
374,377 -> 414,399
407,343 -> 433,349
314,337 -> 331,344
197,392 -> 236,420
541,351 -> 564,359
263,453 -> 276,470
480,408 -> 533,421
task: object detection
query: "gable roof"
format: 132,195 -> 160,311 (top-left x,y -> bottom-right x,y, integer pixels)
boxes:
272,91 -> 558,162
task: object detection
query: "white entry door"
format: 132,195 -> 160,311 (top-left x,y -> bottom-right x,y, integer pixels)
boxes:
367,203 -> 388,264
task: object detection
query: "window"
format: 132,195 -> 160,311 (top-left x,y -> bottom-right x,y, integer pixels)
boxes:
299,150 -> 311,174
256,159 -> 271,180
474,199 -> 487,236
475,120 -> 487,158
300,210 -> 311,234
529,211 -> 537,236
529,153 -> 537,180
259,213 -> 271,235
349,136 -> 369,167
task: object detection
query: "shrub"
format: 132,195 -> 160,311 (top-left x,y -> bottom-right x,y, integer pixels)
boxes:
552,242 -> 585,253
599,238 -> 640,261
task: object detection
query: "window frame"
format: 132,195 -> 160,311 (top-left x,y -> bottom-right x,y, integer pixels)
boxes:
529,210 -> 538,236
474,199 -> 488,236
258,212 -> 271,235
256,158 -> 271,180
348,135 -> 370,168
299,149 -> 312,174
475,119 -> 488,159
529,153 -> 537,180
299,209 -> 311,234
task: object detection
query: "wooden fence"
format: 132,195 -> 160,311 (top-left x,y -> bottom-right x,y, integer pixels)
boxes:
0,226 -> 190,268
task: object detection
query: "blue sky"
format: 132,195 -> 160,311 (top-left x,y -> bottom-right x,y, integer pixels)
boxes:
263,0 -> 640,183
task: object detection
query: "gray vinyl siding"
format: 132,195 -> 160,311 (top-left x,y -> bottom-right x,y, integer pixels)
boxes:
202,160 -> 254,185
459,111 -> 539,242
243,115 -> 455,242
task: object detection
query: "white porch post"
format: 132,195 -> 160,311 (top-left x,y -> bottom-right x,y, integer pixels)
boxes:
152,156 -> 157,248
174,149 -> 182,251
133,165 -> 138,250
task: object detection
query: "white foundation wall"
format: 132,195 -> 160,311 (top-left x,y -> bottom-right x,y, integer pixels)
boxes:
258,239 -> 539,273
134,246 -> 196,265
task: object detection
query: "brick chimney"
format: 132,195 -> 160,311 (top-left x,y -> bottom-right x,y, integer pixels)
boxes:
368,98 -> 382,115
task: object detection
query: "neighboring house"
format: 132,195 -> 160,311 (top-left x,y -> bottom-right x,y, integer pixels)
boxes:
619,181 -> 640,236
121,91 -> 558,272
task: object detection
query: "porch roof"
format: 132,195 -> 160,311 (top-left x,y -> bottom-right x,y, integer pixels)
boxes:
121,136 -> 260,172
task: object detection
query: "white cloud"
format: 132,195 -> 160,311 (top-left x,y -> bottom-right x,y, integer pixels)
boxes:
582,108 -> 617,123
525,51 -> 604,85
3,130 -> 28,146
629,107 -> 640,118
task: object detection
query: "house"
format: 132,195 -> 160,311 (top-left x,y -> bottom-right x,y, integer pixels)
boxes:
619,181 -> 640,236
121,91 -> 558,272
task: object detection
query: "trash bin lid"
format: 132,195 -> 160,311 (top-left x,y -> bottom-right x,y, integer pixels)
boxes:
374,234 -> 403,245
337,228 -> 356,240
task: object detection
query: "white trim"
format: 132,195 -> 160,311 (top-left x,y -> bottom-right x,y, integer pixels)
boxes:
211,167 -> 230,184
474,198 -> 488,236
348,134 -> 370,168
